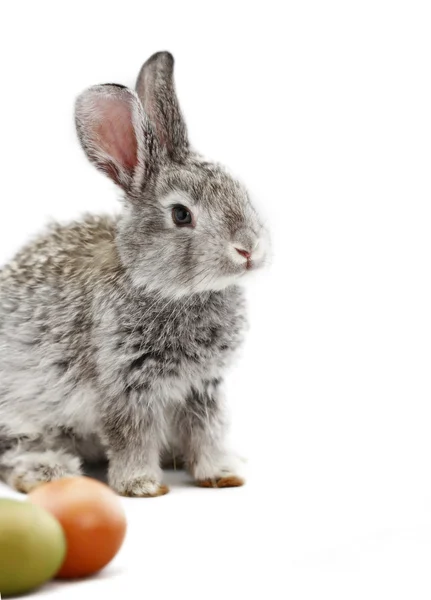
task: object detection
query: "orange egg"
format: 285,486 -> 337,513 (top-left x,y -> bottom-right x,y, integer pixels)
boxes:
28,477 -> 126,579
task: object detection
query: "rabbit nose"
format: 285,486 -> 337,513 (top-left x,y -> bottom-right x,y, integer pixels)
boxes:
235,247 -> 252,259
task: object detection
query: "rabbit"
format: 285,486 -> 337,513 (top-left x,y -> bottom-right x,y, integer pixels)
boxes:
0,51 -> 269,497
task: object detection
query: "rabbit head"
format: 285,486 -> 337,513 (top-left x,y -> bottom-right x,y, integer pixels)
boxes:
75,51 -> 269,298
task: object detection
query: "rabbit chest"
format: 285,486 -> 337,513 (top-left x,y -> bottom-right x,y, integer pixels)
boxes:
94,285 -> 247,400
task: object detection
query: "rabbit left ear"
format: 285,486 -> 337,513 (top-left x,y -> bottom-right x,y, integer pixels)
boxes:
136,51 -> 189,161
75,84 -> 159,193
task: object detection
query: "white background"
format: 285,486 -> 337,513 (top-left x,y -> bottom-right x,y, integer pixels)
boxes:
0,1 -> 431,598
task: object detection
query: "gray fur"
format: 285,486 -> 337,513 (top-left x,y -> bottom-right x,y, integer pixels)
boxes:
0,52 -> 269,496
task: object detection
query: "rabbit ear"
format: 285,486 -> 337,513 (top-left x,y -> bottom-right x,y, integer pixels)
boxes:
136,51 -> 189,161
75,84 -> 159,193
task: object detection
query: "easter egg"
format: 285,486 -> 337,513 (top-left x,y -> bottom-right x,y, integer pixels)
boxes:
28,477 -> 126,578
0,498 -> 66,596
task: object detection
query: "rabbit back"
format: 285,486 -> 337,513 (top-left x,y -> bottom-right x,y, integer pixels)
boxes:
0,216 -> 119,442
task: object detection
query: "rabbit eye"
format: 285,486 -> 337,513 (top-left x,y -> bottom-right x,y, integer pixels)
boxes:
172,205 -> 193,227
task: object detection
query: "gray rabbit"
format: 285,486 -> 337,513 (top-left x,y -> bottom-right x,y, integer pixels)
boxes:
0,52 -> 269,497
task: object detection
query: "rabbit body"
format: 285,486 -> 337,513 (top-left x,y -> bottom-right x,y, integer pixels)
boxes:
0,215 -> 245,495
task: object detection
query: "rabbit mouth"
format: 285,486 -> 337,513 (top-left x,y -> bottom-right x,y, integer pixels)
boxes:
231,259 -> 260,278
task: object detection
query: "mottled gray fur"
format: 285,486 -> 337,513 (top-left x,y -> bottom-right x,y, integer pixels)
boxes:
0,52 -> 269,496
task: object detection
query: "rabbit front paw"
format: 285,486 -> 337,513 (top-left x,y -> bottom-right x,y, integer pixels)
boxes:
109,465 -> 169,498
115,477 -> 169,498
197,475 -> 244,488
192,454 -> 246,489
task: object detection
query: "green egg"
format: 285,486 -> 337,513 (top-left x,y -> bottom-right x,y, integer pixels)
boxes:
0,498 -> 66,597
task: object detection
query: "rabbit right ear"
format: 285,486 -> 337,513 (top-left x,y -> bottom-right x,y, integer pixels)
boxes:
136,52 -> 189,161
75,84 -> 159,193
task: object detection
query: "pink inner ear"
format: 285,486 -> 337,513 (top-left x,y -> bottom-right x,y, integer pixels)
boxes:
94,97 -> 138,172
